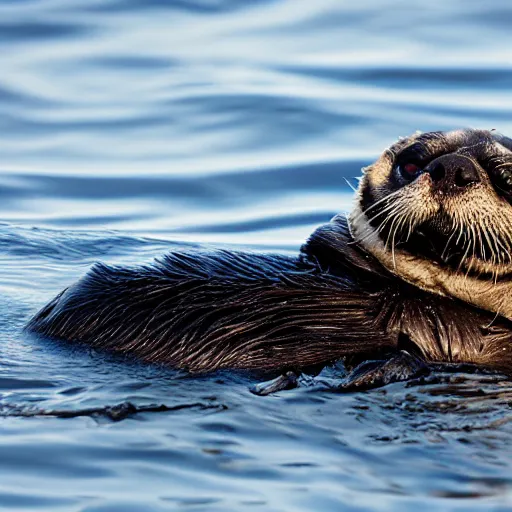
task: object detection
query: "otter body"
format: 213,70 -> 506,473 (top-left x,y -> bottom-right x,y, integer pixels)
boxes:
27,129 -> 512,389
28,219 -> 391,373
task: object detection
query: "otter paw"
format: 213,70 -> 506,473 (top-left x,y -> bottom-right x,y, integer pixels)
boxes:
250,371 -> 299,396
319,351 -> 430,392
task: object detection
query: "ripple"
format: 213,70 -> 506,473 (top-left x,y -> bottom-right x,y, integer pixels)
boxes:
281,65 -> 512,91
0,21 -> 93,44
2,0 -> 512,509
0,224 -> 188,261
0,377 -> 56,390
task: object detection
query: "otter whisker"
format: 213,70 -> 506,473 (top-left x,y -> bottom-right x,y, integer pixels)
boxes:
355,189 -> 404,222
489,225 -> 507,266
398,206 -> 418,243
471,224 -> 484,277
363,200 -> 405,227
501,217 -> 512,251
440,225 -> 458,262
481,224 -> 497,264
459,223 -> 476,275
353,198 -> 410,246
497,233 -> 512,263
389,215 -> 402,268
381,202 -> 412,267
475,224 -> 486,262
344,178 -> 358,193
397,210 -> 413,243
453,209 -> 467,249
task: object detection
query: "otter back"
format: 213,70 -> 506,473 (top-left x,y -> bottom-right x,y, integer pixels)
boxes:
26,242 -> 393,372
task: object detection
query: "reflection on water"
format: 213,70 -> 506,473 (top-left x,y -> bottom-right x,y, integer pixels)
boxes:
1,0 -> 512,510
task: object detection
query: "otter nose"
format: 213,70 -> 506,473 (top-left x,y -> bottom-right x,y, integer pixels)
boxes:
426,154 -> 481,189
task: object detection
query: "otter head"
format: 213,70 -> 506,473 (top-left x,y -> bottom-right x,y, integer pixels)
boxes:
350,129 -> 512,320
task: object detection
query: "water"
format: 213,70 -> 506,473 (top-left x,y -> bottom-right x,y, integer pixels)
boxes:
1,0 -> 512,510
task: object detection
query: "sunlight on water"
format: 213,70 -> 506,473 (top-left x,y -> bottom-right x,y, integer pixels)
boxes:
1,0 -> 512,510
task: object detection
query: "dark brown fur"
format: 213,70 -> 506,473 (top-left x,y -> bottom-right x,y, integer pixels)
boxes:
26,216 -> 512,374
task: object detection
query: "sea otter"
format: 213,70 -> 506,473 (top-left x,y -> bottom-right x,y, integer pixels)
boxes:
26,129 -> 512,394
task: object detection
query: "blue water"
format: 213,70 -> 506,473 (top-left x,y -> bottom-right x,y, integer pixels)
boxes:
1,0 -> 512,510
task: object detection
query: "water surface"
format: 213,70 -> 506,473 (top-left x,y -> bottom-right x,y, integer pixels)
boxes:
1,1 -> 512,510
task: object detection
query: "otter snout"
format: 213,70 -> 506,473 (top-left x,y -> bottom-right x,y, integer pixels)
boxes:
425,154 -> 481,192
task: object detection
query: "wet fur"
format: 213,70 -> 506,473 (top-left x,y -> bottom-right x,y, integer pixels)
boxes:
27,216 -> 512,374
27,225 -> 389,372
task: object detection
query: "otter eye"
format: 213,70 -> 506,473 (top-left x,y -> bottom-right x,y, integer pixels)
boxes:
398,162 -> 421,181
404,163 -> 420,174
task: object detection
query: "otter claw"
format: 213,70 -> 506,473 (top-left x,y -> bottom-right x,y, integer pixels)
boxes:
320,350 -> 430,391
250,352 -> 430,396
250,371 -> 299,396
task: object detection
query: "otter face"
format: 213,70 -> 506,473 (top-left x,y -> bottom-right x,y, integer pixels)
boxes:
350,129 -> 512,319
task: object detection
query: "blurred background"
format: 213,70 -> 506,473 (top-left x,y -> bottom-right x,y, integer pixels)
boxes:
1,1 -> 512,511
